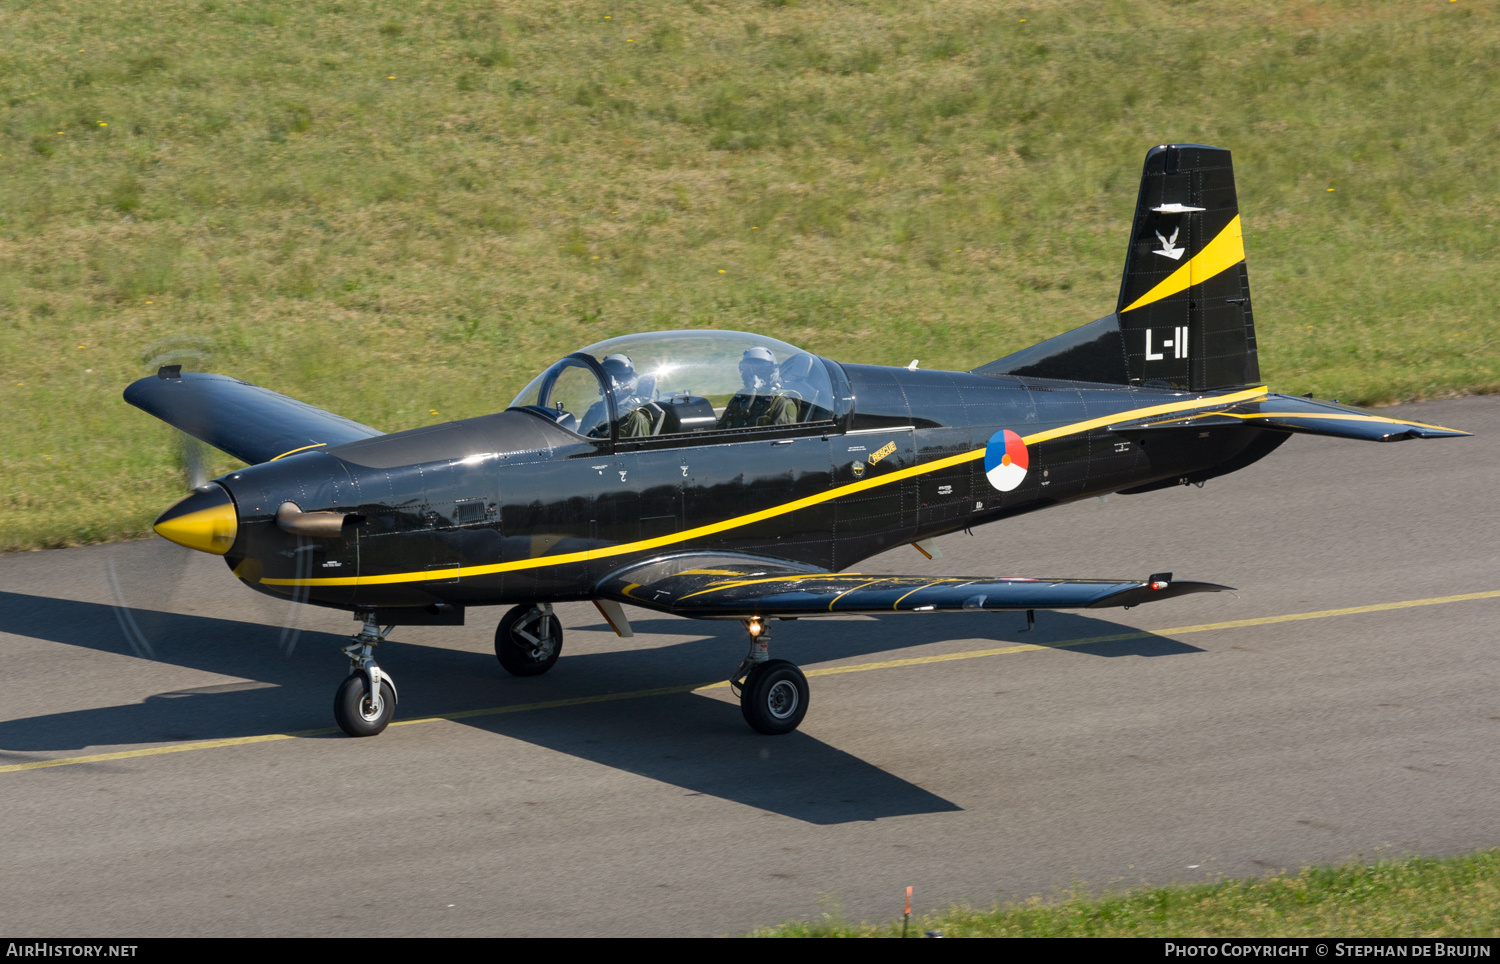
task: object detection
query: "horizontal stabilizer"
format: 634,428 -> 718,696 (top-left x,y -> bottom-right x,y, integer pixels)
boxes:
597,554 -> 1228,618
1109,393 -> 1469,443
124,370 -> 383,466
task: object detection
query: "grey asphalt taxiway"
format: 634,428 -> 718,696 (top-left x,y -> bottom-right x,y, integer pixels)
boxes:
1,396 -> 1496,936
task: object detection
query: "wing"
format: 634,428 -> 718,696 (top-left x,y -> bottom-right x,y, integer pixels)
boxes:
124,369 -> 383,465
596,554 -> 1229,619
1109,393 -> 1470,443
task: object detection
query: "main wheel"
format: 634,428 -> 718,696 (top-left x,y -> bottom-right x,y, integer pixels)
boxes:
333,673 -> 396,737
495,604 -> 563,677
739,659 -> 809,735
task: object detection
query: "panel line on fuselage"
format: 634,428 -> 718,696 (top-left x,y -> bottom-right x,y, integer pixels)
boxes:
260,386 -> 1271,589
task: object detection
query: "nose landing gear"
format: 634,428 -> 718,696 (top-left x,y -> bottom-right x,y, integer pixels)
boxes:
333,613 -> 399,737
730,617 -> 809,735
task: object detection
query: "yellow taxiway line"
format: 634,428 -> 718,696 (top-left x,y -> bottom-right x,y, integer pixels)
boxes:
4,589 -> 1497,775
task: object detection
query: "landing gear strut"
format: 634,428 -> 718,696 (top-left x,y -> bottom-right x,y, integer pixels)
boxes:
495,603 -> 563,676
333,613 -> 398,737
731,617 -> 808,735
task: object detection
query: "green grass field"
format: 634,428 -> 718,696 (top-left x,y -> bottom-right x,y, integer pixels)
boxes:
758,850 -> 1500,937
1,0 -> 1497,550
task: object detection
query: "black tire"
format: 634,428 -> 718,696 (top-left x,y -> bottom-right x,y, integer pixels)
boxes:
739,659 -> 809,735
495,604 -> 563,677
333,672 -> 395,737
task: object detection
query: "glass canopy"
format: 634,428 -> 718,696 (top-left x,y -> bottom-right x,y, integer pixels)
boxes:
508,330 -> 836,439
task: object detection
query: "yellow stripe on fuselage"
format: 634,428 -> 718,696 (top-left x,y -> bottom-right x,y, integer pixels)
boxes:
261,386 -> 1270,588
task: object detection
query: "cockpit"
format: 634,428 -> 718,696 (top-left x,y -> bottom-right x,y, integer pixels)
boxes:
508,330 -> 838,440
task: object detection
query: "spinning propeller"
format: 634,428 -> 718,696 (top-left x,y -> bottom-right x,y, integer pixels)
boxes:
105,340 -> 311,661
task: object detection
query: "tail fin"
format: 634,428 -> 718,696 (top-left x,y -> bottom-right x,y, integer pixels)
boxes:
975,144 -> 1260,391
1117,144 -> 1258,389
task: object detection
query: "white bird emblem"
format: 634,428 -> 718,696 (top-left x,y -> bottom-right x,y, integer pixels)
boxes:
1153,226 -> 1186,260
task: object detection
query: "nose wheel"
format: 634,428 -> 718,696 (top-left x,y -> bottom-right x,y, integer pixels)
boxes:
333,613 -> 398,737
334,672 -> 396,736
730,618 -> 809,735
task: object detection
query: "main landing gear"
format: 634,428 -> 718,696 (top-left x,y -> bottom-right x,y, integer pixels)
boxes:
330,606 -> 806,737
333,613 -> 399,737
495,603 -> 563,676
730,617 -> 809,735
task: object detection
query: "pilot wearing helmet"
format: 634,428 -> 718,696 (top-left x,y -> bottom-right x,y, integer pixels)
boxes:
584,353 -> 661,438
718,346 -> 798,430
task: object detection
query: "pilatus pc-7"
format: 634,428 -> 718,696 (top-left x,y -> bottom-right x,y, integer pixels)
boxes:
127,145 -> 1468,738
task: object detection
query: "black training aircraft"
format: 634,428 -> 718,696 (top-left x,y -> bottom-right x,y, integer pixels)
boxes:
127,144 -> 1468,738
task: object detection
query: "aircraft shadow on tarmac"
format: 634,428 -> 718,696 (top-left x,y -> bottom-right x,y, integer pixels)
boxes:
0,590 -> 1201,824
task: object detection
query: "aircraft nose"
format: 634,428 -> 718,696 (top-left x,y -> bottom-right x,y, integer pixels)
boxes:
153,483 -> 238,555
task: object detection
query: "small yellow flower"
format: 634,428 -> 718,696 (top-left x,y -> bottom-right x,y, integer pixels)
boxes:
429,409 -> 439,415
626,38 -> 634,42
717,269 -> 725,274
98,121 -> 107,126
388,75 -> 395,79
1327,188 -> 1335,192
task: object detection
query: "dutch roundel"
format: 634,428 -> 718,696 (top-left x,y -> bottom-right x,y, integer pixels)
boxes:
983,429 -> 1029,492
